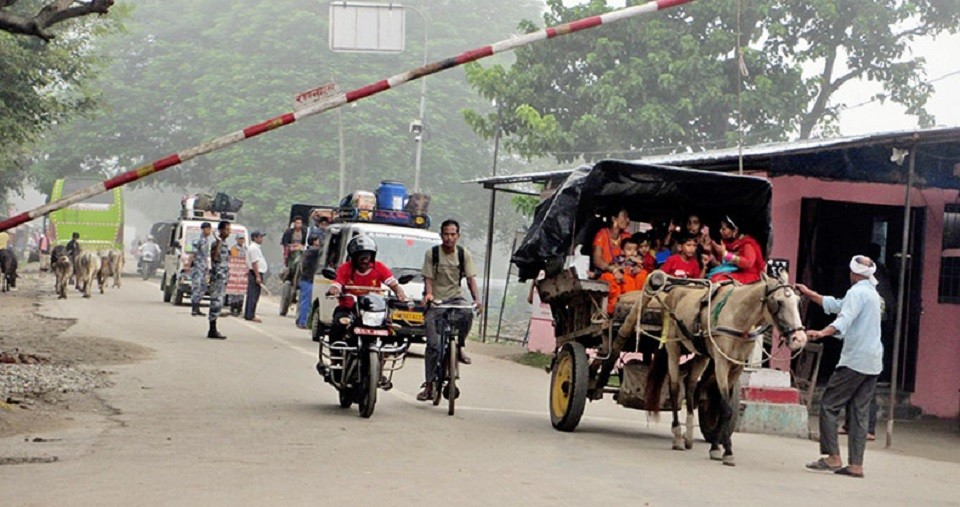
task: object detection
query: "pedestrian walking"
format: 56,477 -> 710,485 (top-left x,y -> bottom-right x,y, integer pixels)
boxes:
206,221 -> 231,340
191,222 -> 213,316
65,232 -> 81,288
297,232 -> 321,330
38,232 -> 51,274
799,255 -> 883,479
244,230 -> 268,323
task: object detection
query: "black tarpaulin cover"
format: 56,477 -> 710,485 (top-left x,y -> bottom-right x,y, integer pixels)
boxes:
512,161 -> 773,281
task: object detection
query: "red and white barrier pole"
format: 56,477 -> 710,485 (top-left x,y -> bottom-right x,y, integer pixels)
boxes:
0,0 -> 693,232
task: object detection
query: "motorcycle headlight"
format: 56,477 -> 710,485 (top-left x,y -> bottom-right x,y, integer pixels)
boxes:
361,311 -> 387,327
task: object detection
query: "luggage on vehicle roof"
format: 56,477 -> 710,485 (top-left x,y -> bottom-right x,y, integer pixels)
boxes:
212,192 -> 243,213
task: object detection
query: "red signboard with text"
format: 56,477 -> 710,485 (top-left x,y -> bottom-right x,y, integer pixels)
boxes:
226,256 -> 248,296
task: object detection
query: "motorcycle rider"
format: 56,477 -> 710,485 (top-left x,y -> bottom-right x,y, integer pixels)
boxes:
320,235 -> 407,385
139,236 -> 162,276
281,215 -> 306,265
325,235 -> 407,342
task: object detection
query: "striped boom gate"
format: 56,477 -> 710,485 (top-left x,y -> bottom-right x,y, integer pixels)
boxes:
0,0 -> 694,233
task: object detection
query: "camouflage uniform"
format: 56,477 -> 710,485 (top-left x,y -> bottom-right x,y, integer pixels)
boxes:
190,236 -> 211,306
208,237 -> 230,322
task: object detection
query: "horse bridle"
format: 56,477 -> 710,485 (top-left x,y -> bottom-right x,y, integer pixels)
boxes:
761,282 -> 806,337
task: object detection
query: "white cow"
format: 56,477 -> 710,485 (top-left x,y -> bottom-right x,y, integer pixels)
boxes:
75,251 -> 101,299
98,249 -> 124,293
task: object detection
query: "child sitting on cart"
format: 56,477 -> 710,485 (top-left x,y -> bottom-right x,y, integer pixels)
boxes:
616,236 -> 649,291
660,232 -> 704,279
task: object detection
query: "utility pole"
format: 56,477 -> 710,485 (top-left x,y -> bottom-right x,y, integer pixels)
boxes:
481,101 -> 503,342
338,108 -> 346,200
407,6 -> 428,192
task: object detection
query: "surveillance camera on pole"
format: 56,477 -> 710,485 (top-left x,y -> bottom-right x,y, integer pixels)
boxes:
409,119 -> 423,135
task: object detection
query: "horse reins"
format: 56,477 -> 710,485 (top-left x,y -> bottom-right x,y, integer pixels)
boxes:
632,277 -> 807,367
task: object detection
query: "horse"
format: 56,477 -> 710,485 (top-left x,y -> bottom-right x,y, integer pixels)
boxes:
75,251 -> 100,298
641,270 -> 807,466
0,248 -> 18,292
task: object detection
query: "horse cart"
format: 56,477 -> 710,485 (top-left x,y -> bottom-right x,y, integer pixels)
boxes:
513,161 -> 806,463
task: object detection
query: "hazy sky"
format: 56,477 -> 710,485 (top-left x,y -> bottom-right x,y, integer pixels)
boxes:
577,0 -> 960,137
834,32 -> 960,135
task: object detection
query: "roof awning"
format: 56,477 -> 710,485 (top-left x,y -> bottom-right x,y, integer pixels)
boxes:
471,126 -> 960,190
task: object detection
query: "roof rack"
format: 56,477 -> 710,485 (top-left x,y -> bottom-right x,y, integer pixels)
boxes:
179,208 -> 236,222
332,207 -> 431,229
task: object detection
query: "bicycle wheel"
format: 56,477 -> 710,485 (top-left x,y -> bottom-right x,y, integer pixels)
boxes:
431,340 -> 443,406
447,340 -> 458,416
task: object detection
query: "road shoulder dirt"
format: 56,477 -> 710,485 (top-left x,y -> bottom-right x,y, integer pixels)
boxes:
0,270 -> 153,441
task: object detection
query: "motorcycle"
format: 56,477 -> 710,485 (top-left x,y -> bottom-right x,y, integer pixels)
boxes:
140,250 -> 159,280
315,268 -> 414,418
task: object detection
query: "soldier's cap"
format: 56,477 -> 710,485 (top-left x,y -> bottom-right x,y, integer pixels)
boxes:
200,222 -> 212,229
251,230 -> 266,238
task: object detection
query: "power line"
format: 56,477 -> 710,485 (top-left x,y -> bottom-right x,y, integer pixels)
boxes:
839,67 -> 960,112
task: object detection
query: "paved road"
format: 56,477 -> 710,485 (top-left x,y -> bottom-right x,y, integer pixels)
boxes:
2,279 -> 958,506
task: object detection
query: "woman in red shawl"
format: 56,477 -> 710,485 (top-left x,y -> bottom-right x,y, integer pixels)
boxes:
708,215 -> 765,284
592,209 -> 631,313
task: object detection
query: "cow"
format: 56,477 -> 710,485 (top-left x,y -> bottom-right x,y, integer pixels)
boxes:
0,248 -> 17,292
52,247 -> 72,299
97,249 -> 124,293
75,251 -> 100,298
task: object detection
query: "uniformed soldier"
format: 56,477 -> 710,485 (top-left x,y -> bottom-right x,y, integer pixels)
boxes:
207,220 -> 232,339
191,222 -> 213,316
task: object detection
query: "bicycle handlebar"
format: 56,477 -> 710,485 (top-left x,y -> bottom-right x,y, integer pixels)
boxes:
430,301 -> 477,311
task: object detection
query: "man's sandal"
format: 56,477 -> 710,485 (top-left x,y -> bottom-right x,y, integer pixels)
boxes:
805,458 -> 841,472
834,466 -> 864,478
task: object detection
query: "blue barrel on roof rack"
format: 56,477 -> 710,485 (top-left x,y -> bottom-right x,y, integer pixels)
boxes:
375,181 -> 407,211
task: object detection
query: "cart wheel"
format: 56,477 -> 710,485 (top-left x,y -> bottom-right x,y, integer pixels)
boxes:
279,281 -> 293,316
697,372 -> 740,444
550,342 -> 588,432
338,389 -> 353,409
174,287 -> 184,306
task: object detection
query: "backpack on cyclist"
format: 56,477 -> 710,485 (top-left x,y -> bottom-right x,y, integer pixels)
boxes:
431,245 -> 465,285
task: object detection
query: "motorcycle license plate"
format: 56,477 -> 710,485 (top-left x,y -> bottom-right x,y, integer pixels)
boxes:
391,310 -> 424,325
355,327 -> 389,336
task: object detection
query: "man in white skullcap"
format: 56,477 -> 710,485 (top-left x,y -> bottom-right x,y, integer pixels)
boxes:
797,255 -> 883,478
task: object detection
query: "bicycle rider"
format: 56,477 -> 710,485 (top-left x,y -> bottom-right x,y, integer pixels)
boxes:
416,219 -> 483,402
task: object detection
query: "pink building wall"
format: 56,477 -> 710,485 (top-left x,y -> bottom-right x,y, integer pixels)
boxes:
770,175 -> 960,418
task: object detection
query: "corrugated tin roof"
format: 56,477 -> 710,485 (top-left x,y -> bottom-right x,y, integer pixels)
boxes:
469,126 -> 960,189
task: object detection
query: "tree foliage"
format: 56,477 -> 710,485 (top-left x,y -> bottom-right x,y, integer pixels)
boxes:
0,0 -> 123,207
463,0 -> 960,163
30,0 -> 542,239
0,0 -> 115,41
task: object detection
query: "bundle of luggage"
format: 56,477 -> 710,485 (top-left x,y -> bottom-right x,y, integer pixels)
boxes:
182,192 -> 243,213
212,192 -> 243,213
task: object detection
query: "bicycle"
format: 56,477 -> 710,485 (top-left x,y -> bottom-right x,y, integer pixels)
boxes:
427,301 -> 476,416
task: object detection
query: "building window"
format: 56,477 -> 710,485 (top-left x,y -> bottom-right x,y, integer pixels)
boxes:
939,203 -> 960,303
